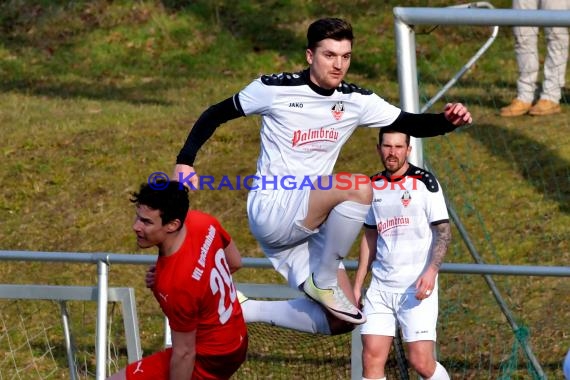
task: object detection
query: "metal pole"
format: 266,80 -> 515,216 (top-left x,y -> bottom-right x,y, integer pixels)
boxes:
393,7 -> 570,27
60,301 -> 78,380
350,325 -> 362,379
96,259 -> 109,380
420,2 -> 499,113
1,251 -> 569,276
394,17 -> 423,168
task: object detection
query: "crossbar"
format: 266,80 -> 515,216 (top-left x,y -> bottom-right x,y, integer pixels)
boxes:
394,7 -> 570,27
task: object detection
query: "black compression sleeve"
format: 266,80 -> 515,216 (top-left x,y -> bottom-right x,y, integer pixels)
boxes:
176,95 -> 244,165
388,111 -> 457,137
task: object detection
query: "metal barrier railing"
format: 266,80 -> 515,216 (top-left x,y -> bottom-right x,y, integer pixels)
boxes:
1,250 -> 569,379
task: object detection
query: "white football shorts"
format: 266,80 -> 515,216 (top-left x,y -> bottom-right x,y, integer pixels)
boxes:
247,188 -> 343,288
360,286 -> 438,342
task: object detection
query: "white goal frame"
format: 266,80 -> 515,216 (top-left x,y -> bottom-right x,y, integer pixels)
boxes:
394,3 -> 570,167
393,4 -> 570,379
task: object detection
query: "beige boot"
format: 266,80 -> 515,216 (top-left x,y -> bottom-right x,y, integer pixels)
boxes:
500,99 -> 532,117
528,99 -> 561,116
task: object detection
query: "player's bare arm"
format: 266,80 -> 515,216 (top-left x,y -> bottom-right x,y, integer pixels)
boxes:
429,221 -> 451,271
169,329 -> 197,380
415,221 -> 451,300
224,240 -> 243,274
354,228 -> 377,306
145,264 -> 156,289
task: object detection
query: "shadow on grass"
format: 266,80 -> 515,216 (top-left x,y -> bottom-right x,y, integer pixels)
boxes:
2,0 -> 550,107
0,0 -> 398,104
464,123 -> 570,214
0,79 -> 174,105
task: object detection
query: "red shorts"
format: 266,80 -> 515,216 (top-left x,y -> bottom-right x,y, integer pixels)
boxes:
125,334 -> 248,380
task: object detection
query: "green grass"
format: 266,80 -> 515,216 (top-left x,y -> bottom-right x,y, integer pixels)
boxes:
1,0 -> 569,378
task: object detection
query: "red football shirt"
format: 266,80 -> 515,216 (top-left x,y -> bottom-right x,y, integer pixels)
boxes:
152,210 -> 246,356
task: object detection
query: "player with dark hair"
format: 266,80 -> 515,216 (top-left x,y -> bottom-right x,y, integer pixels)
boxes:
173,17 -> 472,336
354,129 -> 451,380
107,180 -> 247,380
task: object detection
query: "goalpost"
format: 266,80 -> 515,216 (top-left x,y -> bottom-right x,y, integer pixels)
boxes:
395,3 -> 570,167
393,4 -> 570,380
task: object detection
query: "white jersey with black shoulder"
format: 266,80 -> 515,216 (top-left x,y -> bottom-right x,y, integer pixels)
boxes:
364,164 -> 449,293
237,70 -> 401,181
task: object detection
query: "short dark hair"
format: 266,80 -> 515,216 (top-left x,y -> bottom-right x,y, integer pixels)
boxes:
307,18 -> 353,50
131,180 -> 189,226
379,128 -> 410,146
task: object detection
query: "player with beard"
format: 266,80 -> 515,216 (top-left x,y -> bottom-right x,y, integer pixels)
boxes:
354,128 -> 451,380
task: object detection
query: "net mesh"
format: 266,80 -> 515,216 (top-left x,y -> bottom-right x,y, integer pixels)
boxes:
0,299 -> 127,379
0,299 -> 412,379
235,323 -> 412,379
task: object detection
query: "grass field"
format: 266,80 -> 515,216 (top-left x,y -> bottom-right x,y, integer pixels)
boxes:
1,0 -> 569,378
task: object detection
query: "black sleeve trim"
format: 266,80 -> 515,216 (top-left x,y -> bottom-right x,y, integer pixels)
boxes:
388,111 -> 456,137
364,223 -> 377,229
431,219 -> 450,226
176,95 -> 244,165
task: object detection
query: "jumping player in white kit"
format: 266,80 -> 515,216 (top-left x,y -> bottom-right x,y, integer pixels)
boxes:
174,18 -> 472,335
354,128 -> 451,380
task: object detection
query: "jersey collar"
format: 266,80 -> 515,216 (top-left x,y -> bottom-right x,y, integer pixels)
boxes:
379,163 -> 417,182
302,69 -> 337,97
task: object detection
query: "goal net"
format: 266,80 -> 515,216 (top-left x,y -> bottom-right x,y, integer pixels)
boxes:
0,297 -> 412,379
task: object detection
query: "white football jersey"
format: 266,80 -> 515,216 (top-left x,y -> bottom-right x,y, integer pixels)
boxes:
238,71 -> 401,182
365,164 -> 449,292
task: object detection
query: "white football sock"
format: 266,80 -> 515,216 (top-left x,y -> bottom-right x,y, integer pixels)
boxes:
427,361 -> 450,380
313,201 -> 370,288
241,298 -> 331,334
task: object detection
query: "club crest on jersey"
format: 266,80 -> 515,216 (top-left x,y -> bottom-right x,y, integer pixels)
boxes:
331,101 -> 345,120
401,190 -> 411,207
